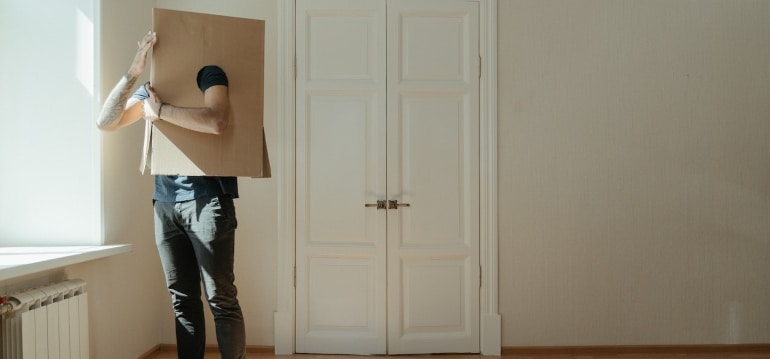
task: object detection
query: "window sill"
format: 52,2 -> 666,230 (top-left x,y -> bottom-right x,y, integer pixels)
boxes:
0,245 -> 133,281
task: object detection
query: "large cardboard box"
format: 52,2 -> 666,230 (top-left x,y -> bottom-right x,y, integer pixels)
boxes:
146,8 -> 270,178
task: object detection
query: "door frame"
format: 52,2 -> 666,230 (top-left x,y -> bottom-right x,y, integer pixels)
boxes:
273,0 -> 500,355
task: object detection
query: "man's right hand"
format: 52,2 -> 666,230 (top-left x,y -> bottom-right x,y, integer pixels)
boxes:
127,31 -> 157,78
96,31 -> 157,131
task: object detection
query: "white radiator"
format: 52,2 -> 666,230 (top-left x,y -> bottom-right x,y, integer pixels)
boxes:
0,279 -> 89,359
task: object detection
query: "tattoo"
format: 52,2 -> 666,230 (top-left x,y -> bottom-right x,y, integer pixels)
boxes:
96,73 -> 139,129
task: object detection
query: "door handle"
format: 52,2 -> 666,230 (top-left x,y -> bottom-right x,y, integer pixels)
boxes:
365,200 -> 410,209
388,200 -> 411,209
365,200 -> 387,210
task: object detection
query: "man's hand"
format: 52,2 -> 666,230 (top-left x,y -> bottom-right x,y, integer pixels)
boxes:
143,83 -> 163,122
127,31 -> 157,79
97,31 -> 157,131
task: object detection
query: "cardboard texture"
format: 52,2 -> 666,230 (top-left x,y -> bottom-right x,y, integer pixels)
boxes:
147,8 -> 270,178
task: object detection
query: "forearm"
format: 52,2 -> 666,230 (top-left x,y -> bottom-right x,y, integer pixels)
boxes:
158,103 -> 230,135
97,31 -> 156,131
96,73 -> 139,131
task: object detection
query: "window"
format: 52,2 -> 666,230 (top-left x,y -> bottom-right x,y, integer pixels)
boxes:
0,0 -> 101,246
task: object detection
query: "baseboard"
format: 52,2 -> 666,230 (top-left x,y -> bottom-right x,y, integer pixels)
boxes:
502,344 -> 770,356
481,314 -> 502,356
137,344 -> 162,359
139,343 -> 770,358
138,344 -> 274,358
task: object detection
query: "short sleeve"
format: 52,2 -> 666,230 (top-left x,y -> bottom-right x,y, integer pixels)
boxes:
132,82 -> 150,100
196,65 -> 229,93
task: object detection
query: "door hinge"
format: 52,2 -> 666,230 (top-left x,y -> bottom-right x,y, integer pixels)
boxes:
479,265 -> 482,289
293,266 -> 297,288
294,55 -> 297,80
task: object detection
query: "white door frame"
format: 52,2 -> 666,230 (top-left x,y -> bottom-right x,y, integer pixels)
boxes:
273,0 -> 500,355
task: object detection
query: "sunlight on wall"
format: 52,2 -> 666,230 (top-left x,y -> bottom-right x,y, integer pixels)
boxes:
0,1 -> 100,246
77,9 -> 94,96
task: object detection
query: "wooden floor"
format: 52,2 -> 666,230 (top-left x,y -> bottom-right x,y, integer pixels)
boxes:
145,354 -> 770,359
142,346 -> 770,359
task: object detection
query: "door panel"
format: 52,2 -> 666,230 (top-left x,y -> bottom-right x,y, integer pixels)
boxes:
305,95 -> 381,244
387,0 -> 480,354
306,257 -> 378,330
398,96 -> 466,245
295,0 -> 387,354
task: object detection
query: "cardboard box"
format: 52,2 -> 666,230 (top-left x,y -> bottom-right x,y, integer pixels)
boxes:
146,8 -> 270,178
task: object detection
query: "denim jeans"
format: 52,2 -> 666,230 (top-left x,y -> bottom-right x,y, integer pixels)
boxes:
153,195 -> 245,359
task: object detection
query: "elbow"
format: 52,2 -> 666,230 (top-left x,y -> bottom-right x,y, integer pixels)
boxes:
209,109 -> 230,135
96,120 -> 115,132
211,120 -> 227,135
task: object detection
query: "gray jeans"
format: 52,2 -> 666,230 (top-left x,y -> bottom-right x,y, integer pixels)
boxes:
153,195 -> 245,359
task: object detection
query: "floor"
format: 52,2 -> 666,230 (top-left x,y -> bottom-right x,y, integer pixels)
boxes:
142,347 -> 770,359
146,355 -> 770,359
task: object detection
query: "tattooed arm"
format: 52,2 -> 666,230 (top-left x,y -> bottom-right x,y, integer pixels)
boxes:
96,31 -> 157,131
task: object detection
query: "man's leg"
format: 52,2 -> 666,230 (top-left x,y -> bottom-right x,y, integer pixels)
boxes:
183,196 -> 246,359
154,200 -> 207,359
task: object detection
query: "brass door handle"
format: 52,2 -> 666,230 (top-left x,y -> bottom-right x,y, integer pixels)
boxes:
388,200 -> 411,209
365,200 -> 387,210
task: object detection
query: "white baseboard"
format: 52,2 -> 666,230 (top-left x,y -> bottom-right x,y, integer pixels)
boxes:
274,310 -> 294,355
481,314 -> 502,356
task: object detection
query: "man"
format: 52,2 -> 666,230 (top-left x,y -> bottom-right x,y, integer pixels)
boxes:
97,31 -> 246,359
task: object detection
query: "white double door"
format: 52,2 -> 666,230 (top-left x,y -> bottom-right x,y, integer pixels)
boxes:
295,0 -> 480,354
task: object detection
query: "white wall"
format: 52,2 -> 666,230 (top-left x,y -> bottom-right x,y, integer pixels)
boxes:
6,1 -> 768,357
498,0 -> 770,346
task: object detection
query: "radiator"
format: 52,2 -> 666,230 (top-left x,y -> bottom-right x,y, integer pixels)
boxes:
0,279 -> 89,359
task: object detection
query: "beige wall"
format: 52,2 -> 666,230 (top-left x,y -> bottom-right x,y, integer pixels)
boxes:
7,1 -> 769,357
498,0 -> 770,346
84,0 -> 167,357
